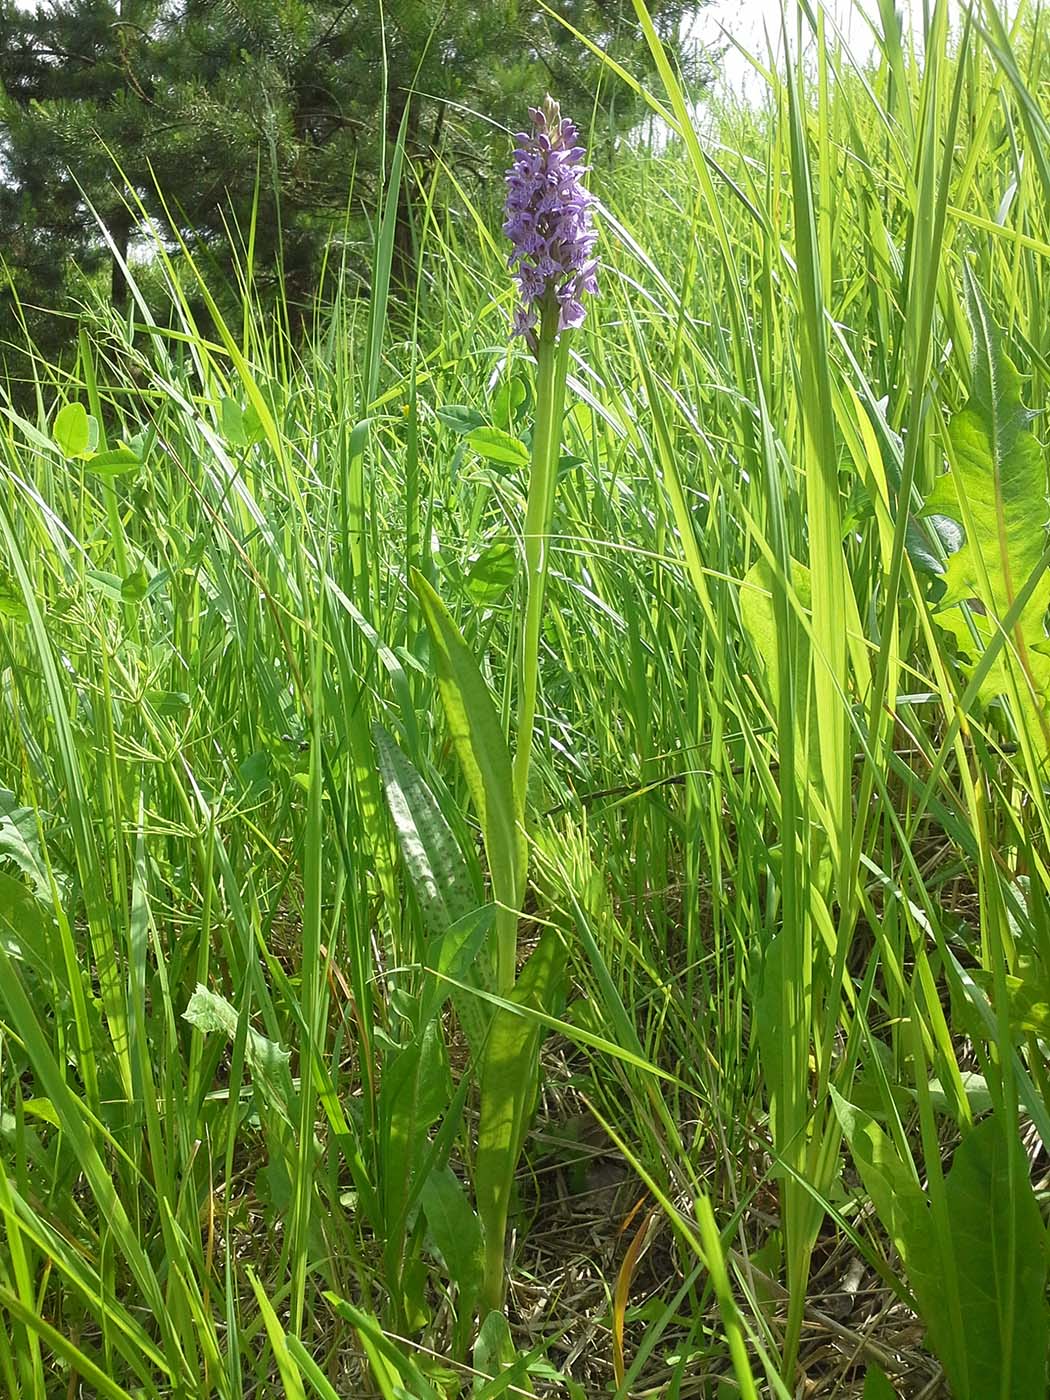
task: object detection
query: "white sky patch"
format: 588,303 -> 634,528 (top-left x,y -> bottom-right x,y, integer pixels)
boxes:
687,0 -> 1000,100
692,0 -> 884,94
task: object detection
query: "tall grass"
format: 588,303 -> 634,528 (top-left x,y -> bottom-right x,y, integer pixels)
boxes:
0,1 -> 1048,1395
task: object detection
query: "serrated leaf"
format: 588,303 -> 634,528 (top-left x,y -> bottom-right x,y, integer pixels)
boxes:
922,272 -> 1050,717
53,402 -> 92,458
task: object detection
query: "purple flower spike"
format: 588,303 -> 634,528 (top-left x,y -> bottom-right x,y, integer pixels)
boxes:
503,95 -> 598,341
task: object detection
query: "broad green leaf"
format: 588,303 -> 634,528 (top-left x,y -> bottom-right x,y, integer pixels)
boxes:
864,399 -> 962,575
86,446 -> 141,476
489,375 -> 527,432
476,930 -> 566,1307
742,553 -> 871,752
420,1165 -> 483,1304
422,905 -> 493,1056
830,1090 -> 946,1357
941,1115 -> 1049,1399
0,791 -> 50,901
906,511 -> 963,577
121,565 -> 149,602
221,396 -> 263,448
0,566 -> 28,621
436,404 -> 486,435
411,570 -> 524,942
467,426 -> 530,470
85,569 -> 125,601
922,274 -> 1050,718
399,1255 -> 431,1332
834,1091 -> 1049,1398
0,870 -> 55,977
145,689 -> 190,717
473,1309 -> 516,1387
923,1071 -> 993,1119
379,1020 -> 452,1293
994,958 -> 1050,1037
374,723 -> 477,938
741,555 -> 813,684
380,1022 -> 450,1199
862,1366 -> 896,1399
466,540 -> 517,607
221,395 -> 248,446
183,984 -> 295,1117
52,402 -> 92,458
740,557 -> 817,787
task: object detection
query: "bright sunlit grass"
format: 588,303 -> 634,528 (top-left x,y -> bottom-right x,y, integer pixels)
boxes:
0,3 -> 1048,1397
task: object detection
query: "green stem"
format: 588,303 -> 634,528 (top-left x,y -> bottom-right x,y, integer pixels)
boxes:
482,1225 -> 507,1317
510,313 -> 571,913
480,311 -> 571,1316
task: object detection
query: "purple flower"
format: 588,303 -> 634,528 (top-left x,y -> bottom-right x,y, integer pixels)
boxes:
503,96 -> 598,340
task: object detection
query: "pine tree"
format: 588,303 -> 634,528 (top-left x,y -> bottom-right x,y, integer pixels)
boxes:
0,0 -> 704,354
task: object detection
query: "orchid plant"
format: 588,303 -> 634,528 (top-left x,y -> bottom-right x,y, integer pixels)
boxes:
412,96 -> 598,1328
504,96 -> 598,989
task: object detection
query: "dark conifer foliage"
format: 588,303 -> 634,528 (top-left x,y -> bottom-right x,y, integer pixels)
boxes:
0,0 -> 702,353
